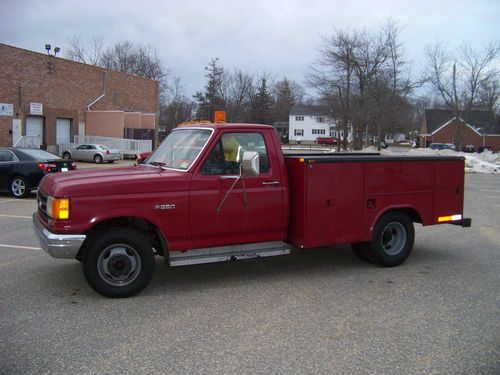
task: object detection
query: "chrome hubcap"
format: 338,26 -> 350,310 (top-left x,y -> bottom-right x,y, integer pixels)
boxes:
381,222 -> 407,255
12,179 -> 26,197
98,244 -> 141,286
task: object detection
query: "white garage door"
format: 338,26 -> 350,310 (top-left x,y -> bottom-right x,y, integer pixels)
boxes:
56,118 -> 71,145
26,116 -> 43,148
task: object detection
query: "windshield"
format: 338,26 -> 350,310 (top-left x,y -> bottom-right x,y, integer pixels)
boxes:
147,128 -> 212,170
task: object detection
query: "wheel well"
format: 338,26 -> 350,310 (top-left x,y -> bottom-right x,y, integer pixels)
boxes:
76,217 -> 168,261
381,207 -> 422,224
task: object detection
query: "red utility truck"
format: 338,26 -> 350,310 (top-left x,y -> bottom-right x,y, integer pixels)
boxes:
33,119 -> 471,298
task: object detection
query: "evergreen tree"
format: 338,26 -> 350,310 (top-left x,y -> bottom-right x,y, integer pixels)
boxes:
273,78 -> 296,122
194,58 -> 225,121
251,77 -> 274,124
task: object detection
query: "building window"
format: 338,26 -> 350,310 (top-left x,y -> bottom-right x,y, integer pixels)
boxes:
295,116 -> 304,121
294,129 -> 304,136
312,129 -> 326,135
317,116 -> 324,123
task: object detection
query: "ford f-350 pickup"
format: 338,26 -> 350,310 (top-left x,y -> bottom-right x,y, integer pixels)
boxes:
33,118 -> 471,297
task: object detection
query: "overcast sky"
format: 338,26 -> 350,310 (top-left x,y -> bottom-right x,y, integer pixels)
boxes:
1,0 -> 499,97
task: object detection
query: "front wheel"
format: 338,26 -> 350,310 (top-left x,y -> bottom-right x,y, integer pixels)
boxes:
83,229 -> 155,298
62,151 -> 71,159
369,212 -> 414,267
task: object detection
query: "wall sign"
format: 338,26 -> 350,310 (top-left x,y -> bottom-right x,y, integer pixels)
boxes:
0,103 -> 13,116
30,102 -> 43,115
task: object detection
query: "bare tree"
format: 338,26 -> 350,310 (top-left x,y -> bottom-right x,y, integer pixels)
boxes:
66,35 -> 105,65
426,41 -> 499,111
307,30 -> 360,150
222,69 -> 254,122
368,21 -> 420,148
308,22 -> 416,150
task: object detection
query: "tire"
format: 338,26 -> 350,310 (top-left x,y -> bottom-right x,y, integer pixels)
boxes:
9,176 -> 29,198
94,154 -> 103,164
369,212 -> 414,267
83,229 -> 155,298
62,151 -> 71,159
351,242 -> 373,263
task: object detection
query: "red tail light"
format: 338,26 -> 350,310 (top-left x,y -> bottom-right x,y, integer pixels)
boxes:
38,163 -> 57,172
106,150 -> 110,155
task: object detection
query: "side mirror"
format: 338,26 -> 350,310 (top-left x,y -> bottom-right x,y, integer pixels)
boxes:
241,151 -> 260,177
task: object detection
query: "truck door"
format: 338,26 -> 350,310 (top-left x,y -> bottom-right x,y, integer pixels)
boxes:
189,130 -> 285,248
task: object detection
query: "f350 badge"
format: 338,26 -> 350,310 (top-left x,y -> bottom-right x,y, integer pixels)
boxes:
155,204 -> 176,210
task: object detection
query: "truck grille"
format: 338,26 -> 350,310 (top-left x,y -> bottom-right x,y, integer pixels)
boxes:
37,189 -> 49,221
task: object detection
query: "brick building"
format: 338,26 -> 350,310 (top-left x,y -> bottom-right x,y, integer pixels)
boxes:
419,109 -> 500,152
0,43 -> 159,152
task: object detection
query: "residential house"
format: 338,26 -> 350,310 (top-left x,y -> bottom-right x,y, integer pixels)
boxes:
419,109 -> 499,152
289,105 -> 350,144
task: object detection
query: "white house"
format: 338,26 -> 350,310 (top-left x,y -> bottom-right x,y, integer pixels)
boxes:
289,105 -> 350,144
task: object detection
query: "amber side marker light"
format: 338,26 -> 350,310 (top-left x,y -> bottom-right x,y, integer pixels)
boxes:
47,197 -> 70,220
438,214 -> 462,223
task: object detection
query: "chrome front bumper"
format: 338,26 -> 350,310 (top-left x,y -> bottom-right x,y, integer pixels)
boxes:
32,213 -> 86,259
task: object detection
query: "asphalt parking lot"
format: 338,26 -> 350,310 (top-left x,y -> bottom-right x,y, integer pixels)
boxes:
0,171 -> 498,374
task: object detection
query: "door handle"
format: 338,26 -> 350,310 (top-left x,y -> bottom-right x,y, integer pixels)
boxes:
220,175 -> 239,180
262,181 -> 280,185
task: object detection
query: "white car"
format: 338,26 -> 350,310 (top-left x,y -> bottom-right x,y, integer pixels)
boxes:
62,144 -> 121,164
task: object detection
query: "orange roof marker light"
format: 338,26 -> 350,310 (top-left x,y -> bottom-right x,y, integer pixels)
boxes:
214,111 -> 227,123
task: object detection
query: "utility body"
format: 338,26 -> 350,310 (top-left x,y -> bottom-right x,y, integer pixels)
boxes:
33,121 -> 471,297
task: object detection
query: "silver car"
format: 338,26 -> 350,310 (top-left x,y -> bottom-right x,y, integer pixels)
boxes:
62,144 -> 121,164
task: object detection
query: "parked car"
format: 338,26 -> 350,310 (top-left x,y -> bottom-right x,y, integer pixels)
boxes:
0,147 -> 76,198
478,146 -> 493,153
314,136 -> 338,145
62,144 -> 120,164
429,143 -> 456,151
462,145 -> 475,153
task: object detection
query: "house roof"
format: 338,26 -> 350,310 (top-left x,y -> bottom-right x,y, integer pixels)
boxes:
424,109 -> 498,135
290,105 -> 330,117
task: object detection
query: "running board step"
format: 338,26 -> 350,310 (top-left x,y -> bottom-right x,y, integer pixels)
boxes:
169,241 -> 291,267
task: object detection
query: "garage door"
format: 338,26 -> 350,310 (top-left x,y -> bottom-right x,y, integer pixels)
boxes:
26,116 -> 43,148
56,118 -> 71,145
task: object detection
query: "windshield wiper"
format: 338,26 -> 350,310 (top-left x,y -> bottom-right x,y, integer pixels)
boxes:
148,161 -> 167,167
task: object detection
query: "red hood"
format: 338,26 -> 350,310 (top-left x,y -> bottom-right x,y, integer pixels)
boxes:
39,165 -> 191,197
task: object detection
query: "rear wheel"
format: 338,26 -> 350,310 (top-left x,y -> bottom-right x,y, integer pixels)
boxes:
94,154 -> 103,164
9,176 -> 29,198
83,229 -> 155,298
369,212 -> 414,267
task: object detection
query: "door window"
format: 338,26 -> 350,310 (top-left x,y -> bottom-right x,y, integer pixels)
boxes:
201,132 -> 270,175
0,150 -> 16,162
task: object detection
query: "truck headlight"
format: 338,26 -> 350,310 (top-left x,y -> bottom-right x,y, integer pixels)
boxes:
47,197 -> 70,220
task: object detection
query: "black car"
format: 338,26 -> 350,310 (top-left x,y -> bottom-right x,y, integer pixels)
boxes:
0,147 -> 76,198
